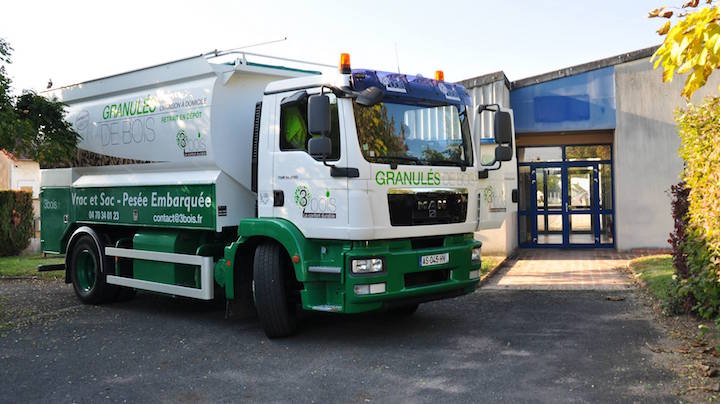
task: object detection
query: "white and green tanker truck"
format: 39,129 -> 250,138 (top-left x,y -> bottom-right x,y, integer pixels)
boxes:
39,51 -> 514,337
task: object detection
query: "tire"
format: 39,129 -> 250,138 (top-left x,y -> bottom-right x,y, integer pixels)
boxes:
253,242 -> 298,338
69,234 -> 115,304
387,303 -> 420,317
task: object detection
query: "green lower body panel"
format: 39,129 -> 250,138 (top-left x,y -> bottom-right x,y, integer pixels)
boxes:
221,219 -> 481,314
132,230 -> 202,287
302,234 -> 481,314
40,187 -> 72,253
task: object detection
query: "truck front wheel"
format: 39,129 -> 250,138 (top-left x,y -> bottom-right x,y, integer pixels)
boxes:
69,235 -> 115,304
252,242 -> 298,338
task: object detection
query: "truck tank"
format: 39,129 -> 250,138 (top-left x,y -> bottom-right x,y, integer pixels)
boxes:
42,53 -> 324,233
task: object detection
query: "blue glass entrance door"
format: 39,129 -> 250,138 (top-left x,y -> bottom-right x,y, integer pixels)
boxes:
533,166 -> 563,245
567,165 -> 596,246
520,161 -> 615,248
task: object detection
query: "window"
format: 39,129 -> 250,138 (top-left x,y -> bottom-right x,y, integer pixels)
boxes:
353,101 -> 473,167
279,94 -> 341,161
517,146 -> 562,162
565,145 -> 611,161
517,145 -> 611,162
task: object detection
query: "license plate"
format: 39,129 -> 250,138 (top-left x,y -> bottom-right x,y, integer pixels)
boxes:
419,253 -> 449,267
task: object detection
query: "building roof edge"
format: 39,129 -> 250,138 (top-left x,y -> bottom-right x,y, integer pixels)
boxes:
511,45 -> 660,89
457,71 -> 510,90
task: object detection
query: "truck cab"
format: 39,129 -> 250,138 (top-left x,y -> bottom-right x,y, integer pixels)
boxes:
228,54 -> 515,330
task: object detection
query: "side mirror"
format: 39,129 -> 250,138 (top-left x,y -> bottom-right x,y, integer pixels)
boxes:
308,136 -> 332,158
356,86 -> 384,106
494,145 -> 513,162
308,94 -> 331,135
494,111 -> 513,145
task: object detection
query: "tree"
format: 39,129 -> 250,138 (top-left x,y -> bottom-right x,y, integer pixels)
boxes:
0,38 -> 78,167
649,1 -> 720,98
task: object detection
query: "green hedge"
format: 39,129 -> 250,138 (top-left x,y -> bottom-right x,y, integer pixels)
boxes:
0,190 -> 33,256
674,98 -> 720,318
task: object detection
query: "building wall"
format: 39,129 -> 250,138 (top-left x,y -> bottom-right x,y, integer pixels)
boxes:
0,153 -> 11,189
13,160 -> 41,239
0,154 -> 42,248
511,66 -> 616,133
614,58 -> 720,250
11,160 -> 40,196
466,79 -> 518,256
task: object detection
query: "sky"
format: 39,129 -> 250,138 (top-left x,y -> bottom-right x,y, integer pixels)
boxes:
2,0 -> 664,94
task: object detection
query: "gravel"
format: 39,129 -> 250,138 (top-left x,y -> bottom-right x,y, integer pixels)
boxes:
0,281 -> 682,403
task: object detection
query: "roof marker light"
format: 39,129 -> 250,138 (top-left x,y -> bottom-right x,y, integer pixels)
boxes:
435,70 -> 445,81
340,53 -> 351,74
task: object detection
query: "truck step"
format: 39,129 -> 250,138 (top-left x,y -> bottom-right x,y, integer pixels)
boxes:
310,305 -> 342,312
104,247 -> 214,300
37,263 -> 65,272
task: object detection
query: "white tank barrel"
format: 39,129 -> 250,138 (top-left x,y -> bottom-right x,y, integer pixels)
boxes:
46,54 -> 321,190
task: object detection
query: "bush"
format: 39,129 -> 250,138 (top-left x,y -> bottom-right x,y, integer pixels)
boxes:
673,98 -> 720,319
668,182 -> 696,313
669,182 -> 690,279
0,190 -> 33,256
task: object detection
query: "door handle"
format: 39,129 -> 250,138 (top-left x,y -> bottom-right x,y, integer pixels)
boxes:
273,190 -> 284,207
331,166 -> 360,178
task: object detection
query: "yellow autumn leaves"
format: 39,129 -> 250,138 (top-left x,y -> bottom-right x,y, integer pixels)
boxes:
651,3 -> 720,98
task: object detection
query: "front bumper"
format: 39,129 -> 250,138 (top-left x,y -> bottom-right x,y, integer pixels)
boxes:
300,233 -> 481,314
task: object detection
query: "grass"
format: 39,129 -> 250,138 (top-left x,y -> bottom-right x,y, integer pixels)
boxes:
0,253 -> 505,281
0,254 -> 65,280
629,255 -> 674,301
481,256 -> 504,277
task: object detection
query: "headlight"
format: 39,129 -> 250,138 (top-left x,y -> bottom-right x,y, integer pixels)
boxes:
471,247 -> 482,263
351,258 -> 384,274
354,283 -> 386,295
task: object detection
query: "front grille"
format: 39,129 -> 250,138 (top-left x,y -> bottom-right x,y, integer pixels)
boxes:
410,237 -> 445,250
404,269 -> 450,288
388,192 -> 468,226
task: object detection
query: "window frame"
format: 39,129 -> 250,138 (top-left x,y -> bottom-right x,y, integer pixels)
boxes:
278,92 -> 341,162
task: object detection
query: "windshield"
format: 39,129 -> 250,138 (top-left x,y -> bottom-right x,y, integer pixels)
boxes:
353,101 -> 473,167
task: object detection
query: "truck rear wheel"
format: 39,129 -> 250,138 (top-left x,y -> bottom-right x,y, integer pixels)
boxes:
252,242 -> 298,338
69,235 -> 115,304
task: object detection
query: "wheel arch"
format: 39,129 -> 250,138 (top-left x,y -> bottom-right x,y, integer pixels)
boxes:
65,226 -> 107,283
238,219 -> 308,277
218,219 -> 308,300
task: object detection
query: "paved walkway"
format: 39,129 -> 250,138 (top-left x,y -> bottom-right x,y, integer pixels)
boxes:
483,249 -> 647,290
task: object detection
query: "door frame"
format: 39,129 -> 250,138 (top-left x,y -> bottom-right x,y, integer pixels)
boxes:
518,152 -> 615,249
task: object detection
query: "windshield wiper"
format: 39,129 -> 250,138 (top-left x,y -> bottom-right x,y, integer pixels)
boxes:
373,155 -> 422,166
424,159 -> 467,167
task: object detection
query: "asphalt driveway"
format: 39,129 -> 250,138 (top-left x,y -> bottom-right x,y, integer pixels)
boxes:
0,284 -> 676,403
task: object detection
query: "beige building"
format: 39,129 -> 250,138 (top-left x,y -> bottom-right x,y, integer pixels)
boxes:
0,150 -> 41,249
463,46 -> 716,255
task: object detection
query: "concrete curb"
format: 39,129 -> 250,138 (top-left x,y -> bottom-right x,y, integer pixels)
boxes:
477,253 -> 516,288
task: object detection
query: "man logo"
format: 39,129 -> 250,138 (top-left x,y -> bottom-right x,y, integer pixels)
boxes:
418,198 -> 447,218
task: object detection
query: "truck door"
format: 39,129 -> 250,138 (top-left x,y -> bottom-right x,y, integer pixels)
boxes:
270,92 -> 349,239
